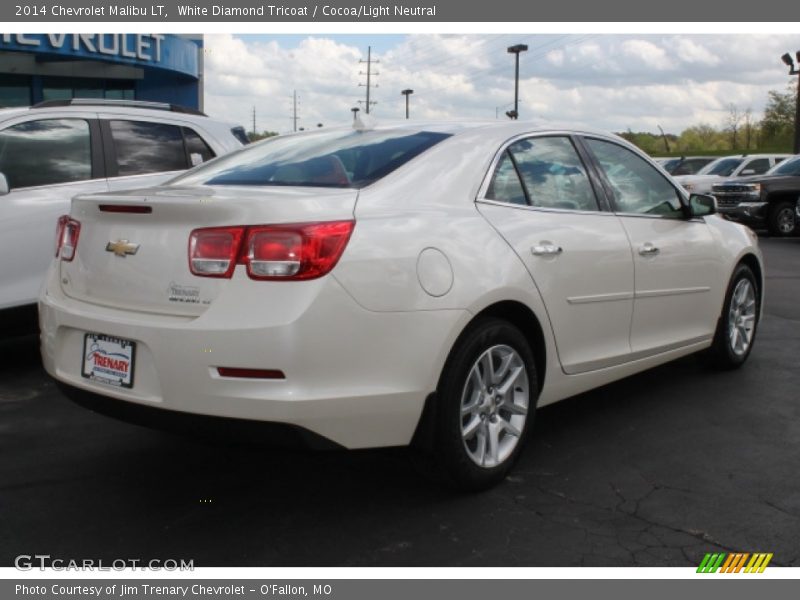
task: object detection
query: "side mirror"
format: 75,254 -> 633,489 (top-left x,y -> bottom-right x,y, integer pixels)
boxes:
689,193 -> 716,217
0,172 -> 8,196
740,169 -> 755,176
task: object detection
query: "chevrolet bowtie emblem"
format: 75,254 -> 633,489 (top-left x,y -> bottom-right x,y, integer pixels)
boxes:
105,240 -> 140,257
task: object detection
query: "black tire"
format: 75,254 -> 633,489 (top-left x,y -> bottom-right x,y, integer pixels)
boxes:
708,263 -> 760,369
767,201 -> 797,237
425,317 -> 538,491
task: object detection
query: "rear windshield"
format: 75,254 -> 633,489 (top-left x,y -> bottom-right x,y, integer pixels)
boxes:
172,129 -> 451,189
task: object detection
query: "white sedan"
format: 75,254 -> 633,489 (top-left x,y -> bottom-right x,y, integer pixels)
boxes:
40,121 -> 763,490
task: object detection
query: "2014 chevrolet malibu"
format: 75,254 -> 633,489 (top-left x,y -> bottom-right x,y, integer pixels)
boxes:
40,121 -> 763,489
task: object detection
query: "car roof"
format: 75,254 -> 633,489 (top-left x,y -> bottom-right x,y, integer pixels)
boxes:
285,118 -> 627,149
0,103 -> 238,128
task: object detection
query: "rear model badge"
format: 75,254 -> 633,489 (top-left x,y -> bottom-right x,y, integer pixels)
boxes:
105,240 -> 140,257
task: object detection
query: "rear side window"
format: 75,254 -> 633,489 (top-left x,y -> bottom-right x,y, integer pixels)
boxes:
486,152 -> 527,205
0,118 -> 91,189
172,129 -> 451,189
183,127 -> 215,166
741,158 -> 770,175
231,126 -> 250,145
491,136 -> 599,211
109,120 -> 187,176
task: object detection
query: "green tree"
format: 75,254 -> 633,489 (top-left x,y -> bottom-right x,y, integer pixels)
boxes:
248,130 -> 279,142
760,84 -> 797,149
677,124 -> 726,152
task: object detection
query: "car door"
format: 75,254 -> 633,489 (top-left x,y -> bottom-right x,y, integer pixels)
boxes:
0,114 -> 107,309
476,134 -> 635,374
581,137 -> 722,356
100,117 -> 216,191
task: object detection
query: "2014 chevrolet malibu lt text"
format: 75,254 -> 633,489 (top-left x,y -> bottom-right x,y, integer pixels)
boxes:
39,121 -> 763,490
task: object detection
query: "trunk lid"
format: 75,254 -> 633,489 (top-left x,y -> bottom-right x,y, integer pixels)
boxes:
60,185 -> 357,316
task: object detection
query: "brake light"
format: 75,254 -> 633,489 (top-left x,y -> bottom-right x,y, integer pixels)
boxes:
244,221 -> 354,280
188,221 -> 354,281
188,226 -> 245,277
55,215 -> 81,261
99,204 -> 153,214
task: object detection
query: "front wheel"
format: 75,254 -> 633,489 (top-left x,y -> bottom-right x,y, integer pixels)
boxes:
431,317 -> 538,491
767,201 -> 796,237
708,264 -> 759,369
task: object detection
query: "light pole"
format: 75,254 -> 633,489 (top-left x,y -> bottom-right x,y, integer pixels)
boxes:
780,51 -> 800,153
506,44 -> 528,120
351,107 -> 360,122
401,89 -> 414,119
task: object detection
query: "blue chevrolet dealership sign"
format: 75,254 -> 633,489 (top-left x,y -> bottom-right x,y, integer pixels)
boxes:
0,34 -> 198,78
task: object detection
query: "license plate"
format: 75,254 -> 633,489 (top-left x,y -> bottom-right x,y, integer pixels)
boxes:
81,333 -> 136,389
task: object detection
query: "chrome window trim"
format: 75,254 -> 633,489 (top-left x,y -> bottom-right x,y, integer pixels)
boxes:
476,197 -> 619,217
475,129 -> 618,215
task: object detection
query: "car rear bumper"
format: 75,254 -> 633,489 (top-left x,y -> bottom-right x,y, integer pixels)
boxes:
39,264 -> 469,449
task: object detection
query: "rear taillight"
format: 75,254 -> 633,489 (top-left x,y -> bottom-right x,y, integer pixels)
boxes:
55,215 -> 81,261
188,221 -> 354,281
188,226 -> 245,278
243,221 -> 355,280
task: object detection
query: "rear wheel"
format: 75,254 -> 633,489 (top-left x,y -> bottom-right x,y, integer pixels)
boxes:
767,201 -> 796,236
429,318 -> 538,491
708,264 -> 759,369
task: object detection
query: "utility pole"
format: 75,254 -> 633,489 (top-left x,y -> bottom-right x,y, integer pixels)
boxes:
780,51 -> 800,154
251,106 -> 256,137
506,44 -> 528,120
401,89 -> 414,119
358,45 -> 379,114
292,90 -> 299,132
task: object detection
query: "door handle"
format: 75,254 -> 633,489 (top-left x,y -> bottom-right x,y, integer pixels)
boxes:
531,243 -> 563,256
638,243 -> 660,256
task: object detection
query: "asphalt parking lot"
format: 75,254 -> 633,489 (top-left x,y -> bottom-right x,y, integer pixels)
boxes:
0,237 -> 798,568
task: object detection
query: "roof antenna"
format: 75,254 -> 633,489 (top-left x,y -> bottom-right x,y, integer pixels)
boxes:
353,112 -> 377,132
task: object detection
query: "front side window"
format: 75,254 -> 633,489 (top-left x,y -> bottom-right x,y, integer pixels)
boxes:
110,120 -> 188,176
172,129 -> 451,189
586,138 -> 683,218
0,118 -> 91,189
491,136 -> 599,211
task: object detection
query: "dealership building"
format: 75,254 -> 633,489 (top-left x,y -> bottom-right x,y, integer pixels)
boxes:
0,34 -> 203,109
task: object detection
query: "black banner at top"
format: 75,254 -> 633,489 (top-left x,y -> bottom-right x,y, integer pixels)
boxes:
0,0 -> 792,22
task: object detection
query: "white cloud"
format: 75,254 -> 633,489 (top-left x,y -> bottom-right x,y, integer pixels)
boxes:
202,34 -> 799,136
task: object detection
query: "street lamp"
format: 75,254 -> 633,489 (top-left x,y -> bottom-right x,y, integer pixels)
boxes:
401,89 -> 414,119
351,107 -> 360,121
506,44 -> 528,120
780,51 -> 800,153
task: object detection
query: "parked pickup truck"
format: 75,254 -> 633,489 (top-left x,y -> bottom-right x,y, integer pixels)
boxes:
711,155 -> 800,236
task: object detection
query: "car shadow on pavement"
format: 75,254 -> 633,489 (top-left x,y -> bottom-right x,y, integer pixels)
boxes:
2,316 -> 797,567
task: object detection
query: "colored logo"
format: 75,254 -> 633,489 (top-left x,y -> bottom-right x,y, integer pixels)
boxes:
697,552 -> 773,573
